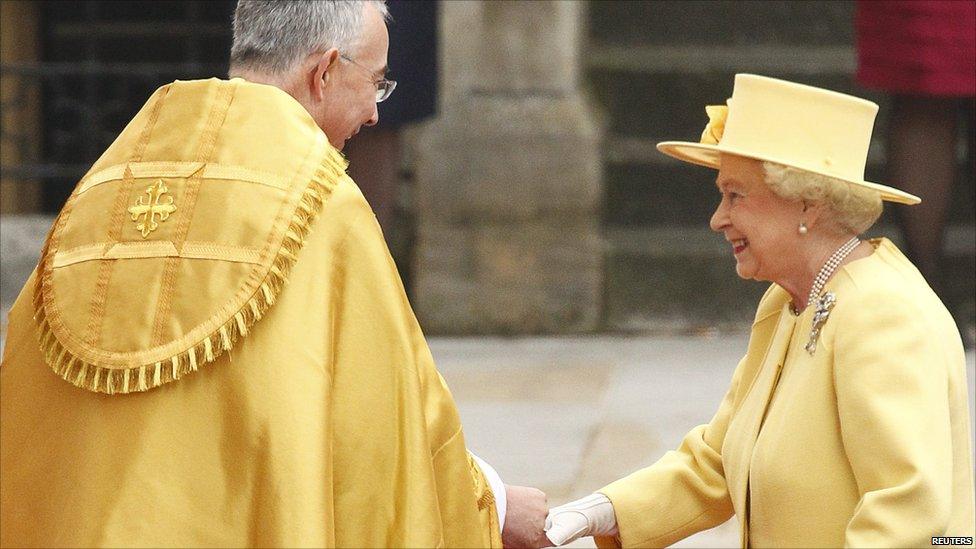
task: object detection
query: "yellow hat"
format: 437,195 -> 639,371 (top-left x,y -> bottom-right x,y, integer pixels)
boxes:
657,74 -> 921,205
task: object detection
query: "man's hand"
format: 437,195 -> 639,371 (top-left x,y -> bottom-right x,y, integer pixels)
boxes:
502,484 -> 552,548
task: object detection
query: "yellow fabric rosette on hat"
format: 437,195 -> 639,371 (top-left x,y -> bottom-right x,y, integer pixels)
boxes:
699,104 -> 729,145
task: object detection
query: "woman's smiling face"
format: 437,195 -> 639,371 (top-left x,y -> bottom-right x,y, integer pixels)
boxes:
709,154 -> 805,283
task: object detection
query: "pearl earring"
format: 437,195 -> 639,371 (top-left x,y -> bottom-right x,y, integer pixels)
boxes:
798,223 -> 808,235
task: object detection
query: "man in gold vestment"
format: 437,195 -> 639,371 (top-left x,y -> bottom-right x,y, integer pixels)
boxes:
0,1 -> 550,547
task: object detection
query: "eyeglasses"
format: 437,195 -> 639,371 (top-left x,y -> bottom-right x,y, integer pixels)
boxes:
340,53 -> 397,103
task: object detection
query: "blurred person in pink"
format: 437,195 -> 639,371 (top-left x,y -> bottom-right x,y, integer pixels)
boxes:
856,0 -> 976,303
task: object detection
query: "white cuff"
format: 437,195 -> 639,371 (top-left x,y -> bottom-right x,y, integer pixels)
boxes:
471,453 -> 507,529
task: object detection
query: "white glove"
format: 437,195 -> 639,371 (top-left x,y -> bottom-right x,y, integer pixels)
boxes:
544,492 -> 618,546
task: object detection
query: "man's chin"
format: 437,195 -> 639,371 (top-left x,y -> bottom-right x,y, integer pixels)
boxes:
326,136 -> 347,151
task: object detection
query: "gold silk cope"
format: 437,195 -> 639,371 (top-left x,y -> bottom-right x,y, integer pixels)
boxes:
0,78 -> 502,548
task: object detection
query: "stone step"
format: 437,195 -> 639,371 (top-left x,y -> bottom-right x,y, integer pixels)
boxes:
587,45 -> 855,75
601,155 -> 976,227
588,0 -> 854,47
4,215 -> 973,335
604,225 -> 976,331
606,225 -> 976,259
605,252 -> 976,331
604,251 -> 768,331
586,68 -> 886,140
604,135 -> 890,166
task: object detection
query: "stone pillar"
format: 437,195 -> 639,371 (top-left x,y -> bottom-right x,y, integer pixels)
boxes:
413,1 -> 603,334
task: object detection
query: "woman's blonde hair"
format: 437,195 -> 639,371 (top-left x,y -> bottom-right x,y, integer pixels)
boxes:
762,161 -> 883,235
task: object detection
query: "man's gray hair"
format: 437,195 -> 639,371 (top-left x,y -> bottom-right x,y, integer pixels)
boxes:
231,0 -> 389,75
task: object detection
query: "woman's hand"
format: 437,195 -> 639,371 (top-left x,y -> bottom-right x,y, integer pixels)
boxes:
544,493 -> 619,546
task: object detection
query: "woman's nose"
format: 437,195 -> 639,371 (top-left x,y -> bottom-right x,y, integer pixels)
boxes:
710,198 -> 728,233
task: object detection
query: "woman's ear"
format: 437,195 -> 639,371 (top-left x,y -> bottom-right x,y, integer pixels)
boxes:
801,200 -> 826,231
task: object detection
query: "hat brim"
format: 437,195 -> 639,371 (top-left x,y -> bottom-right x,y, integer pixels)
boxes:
656,141 -> 921,205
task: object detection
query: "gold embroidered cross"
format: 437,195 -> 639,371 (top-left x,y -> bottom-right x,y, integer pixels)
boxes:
128,179 -> 177,238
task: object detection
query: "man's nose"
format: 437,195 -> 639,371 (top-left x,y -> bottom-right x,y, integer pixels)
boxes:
365,104 -> 379,127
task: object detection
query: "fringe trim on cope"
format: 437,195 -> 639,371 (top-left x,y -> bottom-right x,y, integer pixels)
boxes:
33,150 -> 348,395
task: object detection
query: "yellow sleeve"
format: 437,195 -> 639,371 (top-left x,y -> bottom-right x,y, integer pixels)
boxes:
327,181 -> 499,547
468,452 -> 505,548
594,285 -> 789,549
594,364 -> 740,548
831,295 -> 955,547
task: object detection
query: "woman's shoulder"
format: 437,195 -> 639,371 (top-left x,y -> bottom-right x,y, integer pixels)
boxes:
829,238 -> 956,334
822,239 -> 966,381
835,239 -> 934,302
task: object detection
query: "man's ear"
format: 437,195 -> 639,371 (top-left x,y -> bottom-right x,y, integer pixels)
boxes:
311,48 -> 341,100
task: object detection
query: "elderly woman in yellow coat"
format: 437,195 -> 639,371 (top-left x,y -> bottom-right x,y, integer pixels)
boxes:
545,74 -> 975,548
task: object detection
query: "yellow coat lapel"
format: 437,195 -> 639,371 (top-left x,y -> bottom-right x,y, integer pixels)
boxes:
722,295 -> 796,546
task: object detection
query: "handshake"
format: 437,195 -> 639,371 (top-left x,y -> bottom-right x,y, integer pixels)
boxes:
503,486 -> 619,548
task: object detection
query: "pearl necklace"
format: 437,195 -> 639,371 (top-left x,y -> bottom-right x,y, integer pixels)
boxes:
792,236 -> 860,316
